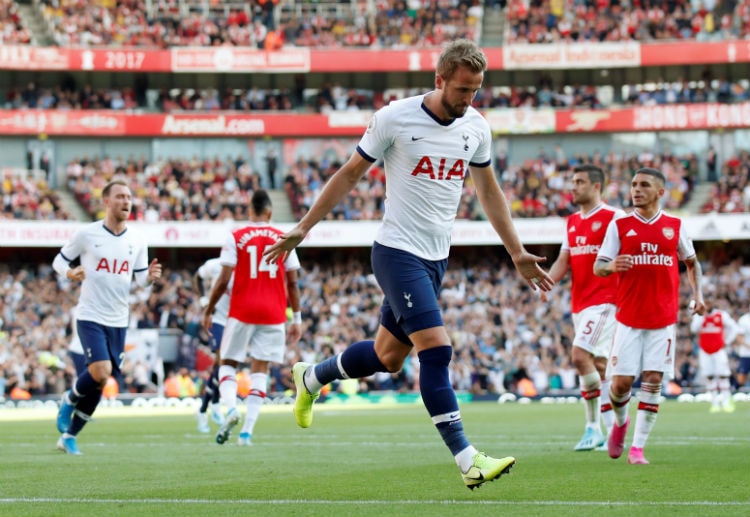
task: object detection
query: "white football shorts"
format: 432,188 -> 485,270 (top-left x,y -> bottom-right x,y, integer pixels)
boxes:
698,348 -> 731,378
607,322 -> 676,380
220,317 -> 286,364
572,303 -> 616,358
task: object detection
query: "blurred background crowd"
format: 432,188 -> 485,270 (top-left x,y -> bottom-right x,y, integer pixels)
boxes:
10,144 -> 750,223
1,245 -> 748,401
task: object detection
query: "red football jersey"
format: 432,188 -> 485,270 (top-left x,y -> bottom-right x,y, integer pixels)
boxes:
698,312 -> 726,354
598,210 -> 695,329
219,223 -> 300,325
563,204 -> 619,313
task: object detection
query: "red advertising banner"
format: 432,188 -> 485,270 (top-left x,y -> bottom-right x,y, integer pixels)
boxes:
0,45 -> 71,70
555,109 -> 634,133
1,104 -> 749,137
171,47 -> 311,72
69,48 -> 171,72
555,102 -> 750,132
0,110 -> 369,137
640,40 -> 750,66
502,42 -> 641,70
1,41 -> 749,72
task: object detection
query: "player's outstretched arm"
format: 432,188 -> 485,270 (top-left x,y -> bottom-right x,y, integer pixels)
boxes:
264,152 -> 372,263
684,256 -> 706,315
471,164 -> 553,291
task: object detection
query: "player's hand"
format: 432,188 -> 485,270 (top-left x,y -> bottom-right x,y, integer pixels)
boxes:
287,322 -> 302,346
147,258 -> 162,283
611,254 -> 634,272
689,299 -> 707,316
513,252 -> 553,292
264,227 -> 306,263
66,265 -> 85,282
201,311 -> 213,336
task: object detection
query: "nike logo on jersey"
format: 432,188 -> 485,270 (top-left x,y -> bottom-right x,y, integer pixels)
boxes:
626,229 -> 638,236
411,136 -> 424,141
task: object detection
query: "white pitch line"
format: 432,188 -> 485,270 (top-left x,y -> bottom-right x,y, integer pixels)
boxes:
0,498 -> 748,507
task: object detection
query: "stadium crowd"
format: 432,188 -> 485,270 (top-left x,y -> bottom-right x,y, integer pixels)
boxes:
0,144 -> 715,222
1,247 -> 748,402
283,146 -> 698,219
11,140 -> 750,231
701,149 -> 750,213
56,147 -> 697,222
0,0 -> 30,44
13,0 -> 749,49
36,0 -> 481,49
2,168 -> 72,220
3,77 -> 750,113
505,0 -> 750,43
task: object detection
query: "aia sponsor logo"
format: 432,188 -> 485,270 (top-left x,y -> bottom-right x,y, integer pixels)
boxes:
96,258 -> 130,274
410,157 -> 465,180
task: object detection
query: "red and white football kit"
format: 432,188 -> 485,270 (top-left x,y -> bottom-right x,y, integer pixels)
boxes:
597,210 -> 696,377
563,204 -> 621,357
690,309 -> 738,378
219,222 -> 300,364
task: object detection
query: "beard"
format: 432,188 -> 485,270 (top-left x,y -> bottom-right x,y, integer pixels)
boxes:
441,98 -> 468,119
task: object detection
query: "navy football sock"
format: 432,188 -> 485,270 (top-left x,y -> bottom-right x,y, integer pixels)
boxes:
419,346 -> 470,456
199,389 -> 211,413
69,371 -> 101,404
67,388 -> 102,436
314,340 -> 383,385
209,369 -> 220,405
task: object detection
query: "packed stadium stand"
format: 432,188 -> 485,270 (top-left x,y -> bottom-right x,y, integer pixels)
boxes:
2,0 -> 750,402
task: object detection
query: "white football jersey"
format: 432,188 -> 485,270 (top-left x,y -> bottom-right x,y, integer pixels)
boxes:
197,257 -> 232,326
357,94 -> 492,260
55,221 -> 150,327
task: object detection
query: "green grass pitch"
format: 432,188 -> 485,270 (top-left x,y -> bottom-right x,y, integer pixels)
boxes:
1,399 -> 748,517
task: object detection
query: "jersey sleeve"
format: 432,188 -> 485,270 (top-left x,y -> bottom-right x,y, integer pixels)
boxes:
219,233 -> 238,268
469,114 -> 492,167
356,104 -> 394,162
677,220 -> 696,260
596,219 -> 621,262
283,249 -> 301,272
58,227 -> 86,263
132,233 -> 150,274
559,233 -> 569,252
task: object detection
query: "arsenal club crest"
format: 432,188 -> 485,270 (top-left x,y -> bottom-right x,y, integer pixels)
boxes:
662,227 -> 674,239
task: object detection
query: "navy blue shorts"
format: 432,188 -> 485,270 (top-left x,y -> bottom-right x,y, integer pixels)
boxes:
737,356 -> 750,376
77,320 -> 127,374
210,322 -> 225,353
68,350 -> 87,377
371,241 -> 446,346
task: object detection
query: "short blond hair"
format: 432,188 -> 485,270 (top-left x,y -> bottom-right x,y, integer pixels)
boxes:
436,39 -> 487,81
102,178 -> 129,198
